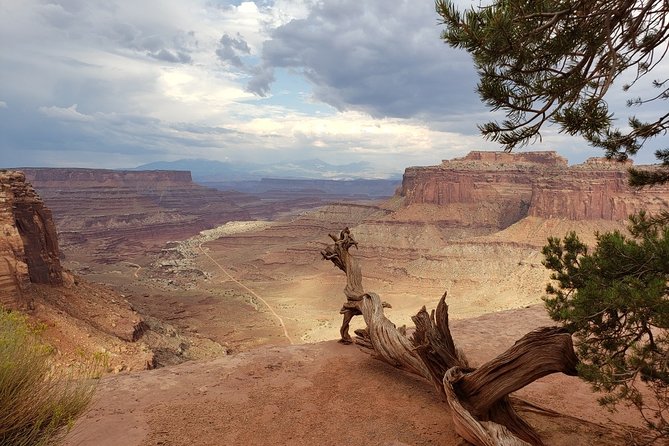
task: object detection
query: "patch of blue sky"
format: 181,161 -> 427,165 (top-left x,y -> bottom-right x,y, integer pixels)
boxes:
249,68 -> 335,116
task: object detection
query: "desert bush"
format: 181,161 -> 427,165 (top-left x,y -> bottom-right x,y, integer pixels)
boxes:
0,308 -> 98,445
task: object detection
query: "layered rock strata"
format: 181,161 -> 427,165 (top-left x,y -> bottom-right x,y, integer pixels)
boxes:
401,151 -> 669,228
0,170 -> 63,308
21,168 -> 253,262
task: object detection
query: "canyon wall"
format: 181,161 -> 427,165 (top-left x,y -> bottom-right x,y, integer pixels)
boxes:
401,151 -> 669,228
0,170 -> 63,308
21,168 -> 193,189
527,158 -> 669,220
21,168 -> 253,263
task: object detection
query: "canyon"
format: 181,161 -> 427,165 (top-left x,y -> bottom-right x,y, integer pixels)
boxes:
20,168 -> 252,264
0,170 -> 225,371
2,150 -> 666,445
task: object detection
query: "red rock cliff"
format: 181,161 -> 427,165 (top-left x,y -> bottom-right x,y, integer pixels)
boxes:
21,168 -> 251,263
401,152 -> 669,227
401,152 -> 567,227
22,168 -> 193,189
1,170 -> 63,308
528,158 -> 669,220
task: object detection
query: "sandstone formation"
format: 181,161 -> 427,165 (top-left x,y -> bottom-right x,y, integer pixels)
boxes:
0,170 -> 227,372
21,168 -> 254,262
0,170 -> 63,308
401,151 -> 669,228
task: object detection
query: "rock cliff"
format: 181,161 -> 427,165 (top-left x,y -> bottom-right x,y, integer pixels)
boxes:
21,168 -> 253,263
0,170 -> 62,308
400,151 -> 669,228
527,158 -> 669,220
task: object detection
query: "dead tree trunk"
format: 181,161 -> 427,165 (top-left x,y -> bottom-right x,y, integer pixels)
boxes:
322,229 -> 579,446
321,228 -> 390,344
321,228 -> 363,343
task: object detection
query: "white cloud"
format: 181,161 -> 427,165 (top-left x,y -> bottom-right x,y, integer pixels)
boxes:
38,104 -> 93,122
1,0 -> 638,171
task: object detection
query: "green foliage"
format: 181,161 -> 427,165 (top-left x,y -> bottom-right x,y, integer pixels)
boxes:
436,0 -> 669,182
543,213 -> 669,439
0,308 -> 98,446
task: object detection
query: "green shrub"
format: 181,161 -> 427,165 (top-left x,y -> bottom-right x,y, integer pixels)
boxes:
0,308 -> 98,445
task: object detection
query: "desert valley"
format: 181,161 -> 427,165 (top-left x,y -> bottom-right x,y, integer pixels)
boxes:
2,151 -> 668,445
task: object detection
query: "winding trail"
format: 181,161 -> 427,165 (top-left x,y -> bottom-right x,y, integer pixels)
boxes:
198,243 -> 294,345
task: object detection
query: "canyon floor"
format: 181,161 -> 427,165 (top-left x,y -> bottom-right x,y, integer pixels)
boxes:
51,197 -> 651,445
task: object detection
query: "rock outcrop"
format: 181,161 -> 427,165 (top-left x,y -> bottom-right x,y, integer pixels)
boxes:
527,158 -> 669,220
1,170 -> 63,308
400,151 -> 669,228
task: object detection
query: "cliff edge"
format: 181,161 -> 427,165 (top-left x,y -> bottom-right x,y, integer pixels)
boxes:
0,170 -> 62,308
400,151 -> 669,228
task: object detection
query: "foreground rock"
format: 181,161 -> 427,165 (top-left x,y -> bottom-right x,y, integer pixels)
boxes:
63,307 -> 640,446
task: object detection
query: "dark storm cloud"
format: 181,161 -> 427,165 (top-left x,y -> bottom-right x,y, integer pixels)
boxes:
37,1 -> 197,65
149,49 -> 192,64
216,33 -> 251,68
249,0 -> 484,121
117,29 -> 197,64
0,103 -> 252,168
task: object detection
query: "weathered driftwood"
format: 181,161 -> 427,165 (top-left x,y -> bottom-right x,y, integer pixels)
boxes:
322,229 -> 579,446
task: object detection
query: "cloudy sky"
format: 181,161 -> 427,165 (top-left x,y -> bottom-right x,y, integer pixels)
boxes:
0,0 -> 661,175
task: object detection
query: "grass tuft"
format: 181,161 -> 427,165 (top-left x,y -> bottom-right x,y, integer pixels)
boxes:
0,308 -> 99,446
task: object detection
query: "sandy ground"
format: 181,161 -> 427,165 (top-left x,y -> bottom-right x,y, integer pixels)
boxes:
62,305 -> 642,446
57,212 -> 652,445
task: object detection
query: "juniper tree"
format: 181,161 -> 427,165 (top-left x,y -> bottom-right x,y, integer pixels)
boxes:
543,214 -> 669,440
436,0 -> 669,186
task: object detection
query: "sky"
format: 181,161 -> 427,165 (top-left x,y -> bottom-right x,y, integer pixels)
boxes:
0,0 -> 664,176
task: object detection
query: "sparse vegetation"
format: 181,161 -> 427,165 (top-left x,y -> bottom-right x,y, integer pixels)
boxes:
0,308 -> 98,446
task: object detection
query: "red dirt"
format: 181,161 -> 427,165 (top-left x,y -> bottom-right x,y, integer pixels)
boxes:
63,306 -> 643,446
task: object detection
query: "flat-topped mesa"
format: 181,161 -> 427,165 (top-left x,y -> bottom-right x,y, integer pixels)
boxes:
400,151 -> 669,228
0,170 -> 63,308
572,156 -> 634,169
400,152 -> 568,228
527,157 -> 669,221
444,150 -> 568,168
19,167 -> 252,263
22,168 -> 193,189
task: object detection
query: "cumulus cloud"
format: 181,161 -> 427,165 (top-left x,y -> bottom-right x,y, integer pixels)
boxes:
0,0 -> 612,171
249,0 -> 483,120
149,49 -> 192,64
246,65 -> 275,96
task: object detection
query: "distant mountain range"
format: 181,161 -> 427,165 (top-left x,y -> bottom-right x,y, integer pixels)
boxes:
133,158 -> 401,182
